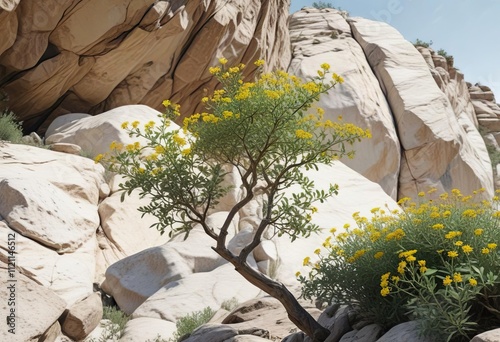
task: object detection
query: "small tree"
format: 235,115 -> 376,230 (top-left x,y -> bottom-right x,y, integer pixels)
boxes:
97,59 -> 371,341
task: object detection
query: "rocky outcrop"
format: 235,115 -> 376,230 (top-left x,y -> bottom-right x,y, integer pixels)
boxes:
287,8 -> 494,200
288,8 -> 400,199
0,0 -> 290,133
348,16 -> 493,199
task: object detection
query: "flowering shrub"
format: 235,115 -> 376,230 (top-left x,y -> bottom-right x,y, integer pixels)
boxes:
96,58 -> 371,340
299,188 -> 500,342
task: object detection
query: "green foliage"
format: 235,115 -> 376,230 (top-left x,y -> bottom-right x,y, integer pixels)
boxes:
97,59 -> 370,242
221,297 -> 240,311
171,307 -> 215,341
299,189 -> 500,342
312,1 -> 335,9
413,38 -> 433,48
437,49 -> 454,64
0,111 -> 23,143
86,305 -> 129,341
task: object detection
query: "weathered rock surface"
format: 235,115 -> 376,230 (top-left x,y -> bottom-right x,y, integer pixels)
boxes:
119,317 -> 177,342
221,297 -> 322,340
0,263 -> 66,342
102,213 -> 235,314
46,105 -> 165,157
289,8 -> 400,199
0,0 -> 291,134
375,321 -> 433,342
60,292 -> 103,340
349,17 -> 493,199
131,263 -> 262,321
471,328 -> 500,342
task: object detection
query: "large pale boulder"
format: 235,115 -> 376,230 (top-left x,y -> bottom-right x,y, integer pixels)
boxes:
289,8 -> 400,199
119,317 -> 177,342
1,0 -> 291,133
131,263 -> 262,322
45,105 -> 165,157
0,177 -> 98,253
0,221 -> 97,306
97,189 -> 170,269
349,17 -> 493,199
102,212 -> 237,314
0,262 -> 66,342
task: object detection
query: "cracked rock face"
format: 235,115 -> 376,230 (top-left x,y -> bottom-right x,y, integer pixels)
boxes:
0,0 -> 291,133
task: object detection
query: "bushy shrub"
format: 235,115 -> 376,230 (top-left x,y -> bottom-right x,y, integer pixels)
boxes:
413,38 -> 433,48
299,188 -> 500,342
0,111 -> 23,143
171,307 -> 215,340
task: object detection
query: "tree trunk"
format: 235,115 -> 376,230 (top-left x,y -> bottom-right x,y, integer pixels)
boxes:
214,247 -> 331,342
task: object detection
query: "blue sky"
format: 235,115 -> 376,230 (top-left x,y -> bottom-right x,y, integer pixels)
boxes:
289,0 -> 500,99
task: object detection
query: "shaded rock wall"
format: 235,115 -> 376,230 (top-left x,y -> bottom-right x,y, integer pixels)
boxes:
0,0 -> 291,133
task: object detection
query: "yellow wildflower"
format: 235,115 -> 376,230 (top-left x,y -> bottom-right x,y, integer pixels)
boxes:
453,273 -> 463,283
295,271 -> 301,277
94,154 -> 104,164
219,57 -> 228,65
320,63 -> 330,70
303,256 -> 311,266
121,121 -> 129,129
380,287 -> 390,297
432,223 -> 444,230
482,248 -> 490,254
443,275 -> 452,286
447,251 -> 459,258
162,99 -> 171,107
462,245 -> 473,254
295,129 -> 313,139
454,241 -> 463,247
314,248 -> 321,255
474,229 -> 484,236
462,209 -> 477,218
254,59 -> 265,67
469,278 -> 478,286
487,243 -> 497,249
181,148 -> 191,156
172,133 -> 186,146
418,191 -> 425,197
209,66 -> 221,75
132,120 -> 140,128
374,251 -> 384,259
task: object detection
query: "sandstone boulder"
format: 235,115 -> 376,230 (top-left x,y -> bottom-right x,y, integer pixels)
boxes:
97,189 -> 170,269
1,0 -> 291,134
0,263 -> 66,342
0,221 -> 97,306
349,17 -> 493,199
119,317 -> 177,342
471,328 -> 500,342
289,8 -> 400,199
102,213 -> 237,314
61,292 -> 103,340
131,263 -> 262,321
45,105 -> 166,157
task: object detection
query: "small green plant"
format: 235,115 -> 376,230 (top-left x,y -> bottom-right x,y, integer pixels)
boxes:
86,305 -> 129,341
437,48 -> 454,65
221,297 -> 240,311
312,1 -> 335,9
299,188 -> 500,342
0,111 -> 23,143
170,307 -> 216,341
413,38 -> 433,48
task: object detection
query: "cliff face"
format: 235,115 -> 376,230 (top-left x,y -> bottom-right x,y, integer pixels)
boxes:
0,2 -> 496,199
289,8 -> 494,200
0,0 -> 290,133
